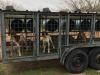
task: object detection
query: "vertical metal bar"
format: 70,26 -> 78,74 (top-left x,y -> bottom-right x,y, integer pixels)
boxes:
36,12 -> 39,56
64,14 -> 67,45
92,14 -> 95,43
0,11 -> 8,63
66,14 -> 70,46
0,11 -> 2,61
58,14 -> 62,56
24,14 -> 28,52
90,14 -> 95,44
34,12 -> 37,57
32,12 -> 36,57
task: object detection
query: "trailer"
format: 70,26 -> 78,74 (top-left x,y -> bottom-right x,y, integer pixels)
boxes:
0,10 -> 100,73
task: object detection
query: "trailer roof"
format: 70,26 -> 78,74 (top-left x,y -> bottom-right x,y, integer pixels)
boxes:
1,10 -> 100,16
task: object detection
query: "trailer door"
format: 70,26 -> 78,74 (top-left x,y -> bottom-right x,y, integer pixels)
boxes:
1,12 -> 37,63
37,12 -> 60,59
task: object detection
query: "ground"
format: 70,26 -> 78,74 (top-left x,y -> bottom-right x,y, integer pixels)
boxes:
0,41 -> 100,75
0,59 -> 100,75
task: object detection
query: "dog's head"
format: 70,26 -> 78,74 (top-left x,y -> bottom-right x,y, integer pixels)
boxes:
42,32 -> 48,36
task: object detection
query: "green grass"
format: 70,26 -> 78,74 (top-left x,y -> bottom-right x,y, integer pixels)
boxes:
0,61 -> 100,75
85,69 -> 100,75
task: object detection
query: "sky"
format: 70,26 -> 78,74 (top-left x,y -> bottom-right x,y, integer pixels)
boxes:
0,0 -> 96,12
1,0 -> 67,11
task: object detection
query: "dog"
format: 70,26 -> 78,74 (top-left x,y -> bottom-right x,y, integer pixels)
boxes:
40,32 -> 55,53
18,30 -> 26,44
6,30 -> 21,57
77,31 -> 87,43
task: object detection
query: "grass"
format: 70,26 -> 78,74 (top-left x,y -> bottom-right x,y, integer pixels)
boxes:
0,60 -> 99,75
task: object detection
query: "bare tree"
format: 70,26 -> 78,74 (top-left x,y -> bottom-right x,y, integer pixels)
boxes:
0,0 -> 5,9
64,0 -> 100,12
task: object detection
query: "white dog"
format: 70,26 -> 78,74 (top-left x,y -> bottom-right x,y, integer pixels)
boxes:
40,32 -> 55,53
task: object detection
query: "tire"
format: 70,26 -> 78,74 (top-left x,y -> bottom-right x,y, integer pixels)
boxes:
64,49 -> 88,73
89,48 -> 100,70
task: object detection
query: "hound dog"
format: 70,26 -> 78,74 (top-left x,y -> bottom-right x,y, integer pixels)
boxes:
6,31 -> 21,56
77,31 -> 87,43
40,32 -> 55,53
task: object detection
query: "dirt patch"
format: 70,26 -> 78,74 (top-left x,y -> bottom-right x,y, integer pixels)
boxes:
0,59 -> 67,75
1,59 -> 60,72
17,59 -> 59,71
0,59 -> 100,75
69,73 -> 86,75
96,70 -> 100,73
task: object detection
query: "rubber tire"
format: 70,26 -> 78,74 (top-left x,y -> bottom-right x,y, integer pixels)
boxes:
89,48 -> 100,70
64,49 -> 88,73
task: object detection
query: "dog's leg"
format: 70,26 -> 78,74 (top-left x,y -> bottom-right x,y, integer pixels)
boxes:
15,41 -> 21,56
43,41 -> 46,53
18,46 -> 21,56
18,45 -> 21,56
10,46 -> 13,57
48,41 -> 50,53
10,40 -> 14,57
50,37 -> 55,49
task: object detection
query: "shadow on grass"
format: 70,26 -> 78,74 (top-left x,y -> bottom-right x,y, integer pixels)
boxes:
0,59 -> 69,75
0,59 -> 100,75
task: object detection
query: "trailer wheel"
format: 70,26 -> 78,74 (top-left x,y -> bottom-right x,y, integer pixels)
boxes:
64,49 -> 88,73
89,48 -> 100,70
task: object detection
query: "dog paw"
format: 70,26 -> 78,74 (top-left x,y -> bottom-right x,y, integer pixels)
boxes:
43,50 -> 45,53
48,50 -> 50,53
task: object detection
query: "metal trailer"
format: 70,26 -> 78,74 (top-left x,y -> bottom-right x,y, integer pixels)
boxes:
0,10 -> 100,73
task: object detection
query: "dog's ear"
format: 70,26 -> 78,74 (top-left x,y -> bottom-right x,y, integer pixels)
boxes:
42,32 -> 48,35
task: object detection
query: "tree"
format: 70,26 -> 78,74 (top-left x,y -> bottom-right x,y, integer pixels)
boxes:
0,0 -> 5,9
64,0 -> 100,12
